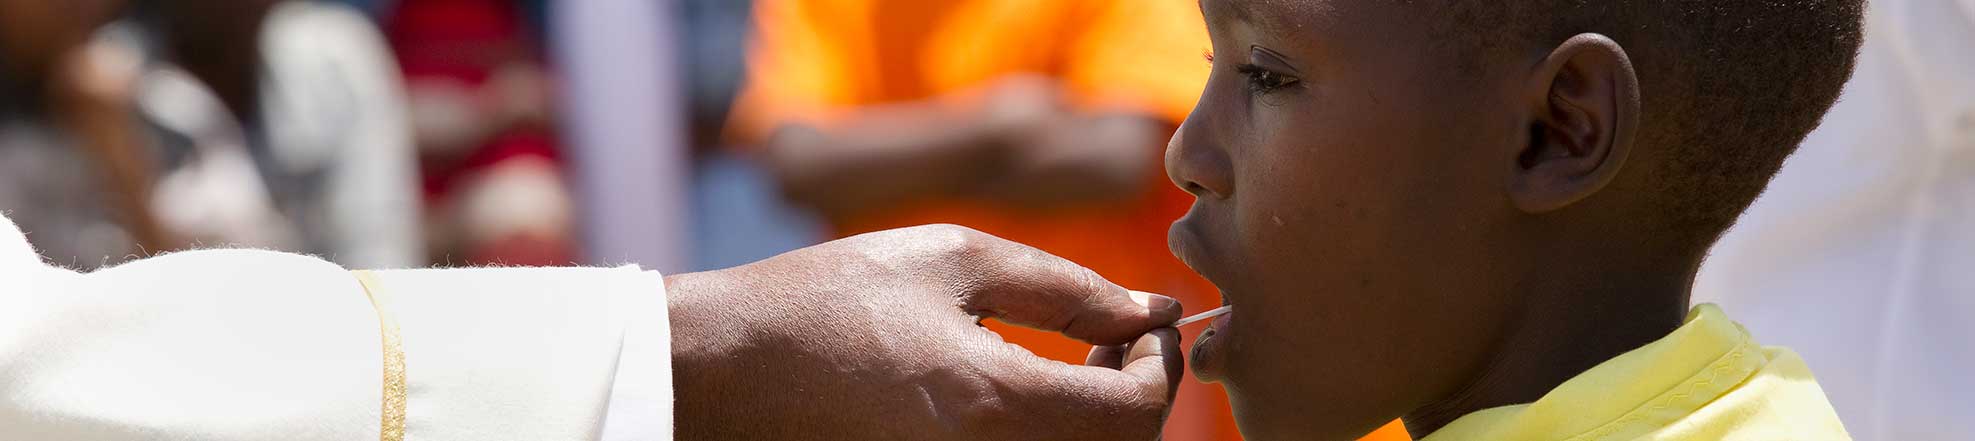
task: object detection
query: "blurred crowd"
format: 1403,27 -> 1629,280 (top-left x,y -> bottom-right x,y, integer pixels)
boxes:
0,0 -> 703,270
1,0 -> 1967,440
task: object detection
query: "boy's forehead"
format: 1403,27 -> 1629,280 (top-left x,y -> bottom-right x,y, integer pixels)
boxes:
1200,0 -> 1353,37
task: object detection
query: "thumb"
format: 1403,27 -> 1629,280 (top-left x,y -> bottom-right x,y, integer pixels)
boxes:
1029,327 -> 1183,438
1120,328 -> 1184,406
962,243 -> 1184,346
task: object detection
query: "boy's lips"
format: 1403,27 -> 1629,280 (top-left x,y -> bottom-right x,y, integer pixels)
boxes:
1192,307 -> 1236,381
1171,220 -> 1241,311
1168,215 -> 1232,295
1170,214 -> 1241,381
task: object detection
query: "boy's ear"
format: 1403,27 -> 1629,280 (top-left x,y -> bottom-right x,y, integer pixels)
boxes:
1509,33 -> 1641,214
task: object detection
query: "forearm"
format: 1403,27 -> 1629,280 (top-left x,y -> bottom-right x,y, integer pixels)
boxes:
760,102 -> 1016,217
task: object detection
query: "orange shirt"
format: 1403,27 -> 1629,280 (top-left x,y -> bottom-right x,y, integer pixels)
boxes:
731,1 -> 1408,439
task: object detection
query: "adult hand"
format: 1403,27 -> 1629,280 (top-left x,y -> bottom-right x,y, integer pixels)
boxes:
667,224 -> 1185,440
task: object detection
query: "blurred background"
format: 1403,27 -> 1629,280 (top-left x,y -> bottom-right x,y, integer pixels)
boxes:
0,0 -> 1966,440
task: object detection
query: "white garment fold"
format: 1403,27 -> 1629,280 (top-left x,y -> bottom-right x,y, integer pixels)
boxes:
0,213 -> 674,440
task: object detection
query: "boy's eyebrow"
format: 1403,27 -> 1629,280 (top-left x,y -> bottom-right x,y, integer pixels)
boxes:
1199,0 -> 1256,26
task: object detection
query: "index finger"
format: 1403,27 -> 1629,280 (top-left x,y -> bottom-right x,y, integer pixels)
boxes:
957,238 -> 1183,346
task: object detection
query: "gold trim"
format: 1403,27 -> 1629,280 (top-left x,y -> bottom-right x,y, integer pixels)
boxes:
354,271 -> 407,441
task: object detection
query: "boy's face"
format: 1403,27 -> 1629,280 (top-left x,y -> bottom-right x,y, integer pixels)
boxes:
1169,0 -> 1530,437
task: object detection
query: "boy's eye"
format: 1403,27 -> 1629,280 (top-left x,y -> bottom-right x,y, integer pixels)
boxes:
1236,64 -> 1299,94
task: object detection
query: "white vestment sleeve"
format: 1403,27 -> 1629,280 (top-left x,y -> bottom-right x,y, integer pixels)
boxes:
0,214 -> 674,440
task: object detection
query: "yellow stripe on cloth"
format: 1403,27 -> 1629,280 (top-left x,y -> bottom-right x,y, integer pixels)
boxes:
354,270 -> 407,441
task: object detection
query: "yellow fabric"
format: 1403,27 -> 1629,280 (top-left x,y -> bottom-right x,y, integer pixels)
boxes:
1422,304 -> 1852,441
353,271 -> 407,441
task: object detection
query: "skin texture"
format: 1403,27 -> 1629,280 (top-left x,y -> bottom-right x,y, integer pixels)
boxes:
667,224 -> 1186,440
1168,0 -> 1691,439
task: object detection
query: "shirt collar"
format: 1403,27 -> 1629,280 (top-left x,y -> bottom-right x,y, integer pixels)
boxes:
1422,304 -> 1766,440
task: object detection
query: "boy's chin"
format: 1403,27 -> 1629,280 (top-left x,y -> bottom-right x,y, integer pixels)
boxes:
1223,386 -> 1399,441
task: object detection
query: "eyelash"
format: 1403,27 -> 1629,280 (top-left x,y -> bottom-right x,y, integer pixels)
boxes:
1204,52 -> 1299,95
1235,64 -> 1298,94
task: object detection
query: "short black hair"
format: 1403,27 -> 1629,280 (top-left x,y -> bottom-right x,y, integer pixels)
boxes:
1432,0 -> 1868,250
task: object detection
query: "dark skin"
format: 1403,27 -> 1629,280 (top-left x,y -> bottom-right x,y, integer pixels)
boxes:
668,224 -> 1186,440
764,76 -> 1167,218
1168,0 -> 1692,439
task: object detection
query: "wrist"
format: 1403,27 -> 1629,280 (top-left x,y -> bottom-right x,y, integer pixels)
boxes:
666,269 -> 773,435
666,272 -> 724,379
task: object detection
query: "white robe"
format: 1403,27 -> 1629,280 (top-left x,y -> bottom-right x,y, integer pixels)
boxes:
0,213 -> 673,440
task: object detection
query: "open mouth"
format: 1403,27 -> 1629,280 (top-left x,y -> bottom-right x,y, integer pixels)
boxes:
1169,209 -> 1239,381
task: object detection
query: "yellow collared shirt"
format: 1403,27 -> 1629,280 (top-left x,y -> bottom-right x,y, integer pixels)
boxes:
1422,304 -> 1851,441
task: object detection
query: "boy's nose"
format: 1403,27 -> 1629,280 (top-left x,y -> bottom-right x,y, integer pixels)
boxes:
1165,121 -> 1235,200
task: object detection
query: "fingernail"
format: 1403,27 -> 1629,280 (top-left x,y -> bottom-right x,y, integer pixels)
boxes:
1129,290 -> 1179,311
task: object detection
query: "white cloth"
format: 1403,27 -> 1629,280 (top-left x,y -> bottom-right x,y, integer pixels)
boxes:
0,212 -> 673,440
1692,1 -> 1975,439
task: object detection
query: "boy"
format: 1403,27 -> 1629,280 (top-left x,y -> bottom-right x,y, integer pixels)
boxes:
1165,0 -> 1863,439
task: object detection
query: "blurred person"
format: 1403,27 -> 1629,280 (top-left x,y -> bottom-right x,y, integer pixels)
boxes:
71,0 -> 426,269
727,0 -> 1375,438
1693,0 -> 1975,438
0,0 -> 304,268
0,0 -> 166,269
387,0 -> 579,266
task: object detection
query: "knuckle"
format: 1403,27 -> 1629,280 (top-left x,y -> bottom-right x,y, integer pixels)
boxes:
900,225 -> 1004,300
957,237 -> 999,263
941,371 -> 1019,433
913,223 -> 974,236
1071,266 -> 1109,299
953,395 -> 1015,431
929,224 -> 998,260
